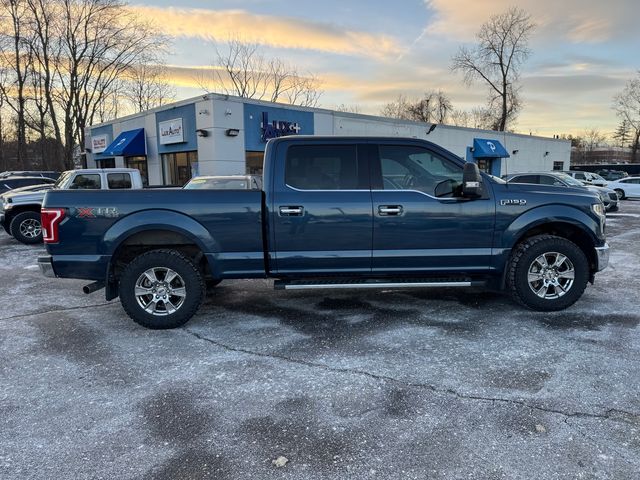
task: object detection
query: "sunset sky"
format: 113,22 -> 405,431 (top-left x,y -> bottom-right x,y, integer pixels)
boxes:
128,0 -> 639,138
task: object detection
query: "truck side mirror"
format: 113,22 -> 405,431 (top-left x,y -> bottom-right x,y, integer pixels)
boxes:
462,162 -> 483,198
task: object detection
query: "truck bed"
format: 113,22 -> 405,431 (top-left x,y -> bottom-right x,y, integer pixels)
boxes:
43,189 -> 265,279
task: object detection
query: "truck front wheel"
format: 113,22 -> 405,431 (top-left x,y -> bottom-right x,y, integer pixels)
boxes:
507,235 -> 589,311
119,249 -> 205,329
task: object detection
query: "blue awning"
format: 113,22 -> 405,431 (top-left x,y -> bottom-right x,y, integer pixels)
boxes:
103,128 -> 146,156
472,138 -> 510,159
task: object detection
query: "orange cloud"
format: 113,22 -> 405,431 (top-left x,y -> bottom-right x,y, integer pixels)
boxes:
127,5 -> 403,59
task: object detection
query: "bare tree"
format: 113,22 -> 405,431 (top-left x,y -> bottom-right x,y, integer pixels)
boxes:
335,103 -> 361,114
451,7 -> 535,131
197,38 -> 323,107
0,0 -> 34,167
582,128 -> 607,152
614,72 -> 640,162
125,62 -> 175,113
0,91 -> 6,171
380,91 -> 453,124
198,39 -> 269,100
20,0 -> 166,168
380,94 -> 412,120
406,91 -> 452,123
284,71 -> 322,107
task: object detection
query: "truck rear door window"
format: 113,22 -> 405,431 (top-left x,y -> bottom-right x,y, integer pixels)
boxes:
285,145 -> 362,190
107,173 -> 132,189
70,174 -> 101,189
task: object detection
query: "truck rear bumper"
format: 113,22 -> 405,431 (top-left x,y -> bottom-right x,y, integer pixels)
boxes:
39,254 -> 111,281
595,243 -> 610,272
38,256 -> 56,278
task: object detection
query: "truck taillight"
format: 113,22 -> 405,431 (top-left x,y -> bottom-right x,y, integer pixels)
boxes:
41,208 -> 65,243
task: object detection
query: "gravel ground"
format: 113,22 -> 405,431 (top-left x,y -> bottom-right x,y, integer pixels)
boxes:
1,201 -> 639,480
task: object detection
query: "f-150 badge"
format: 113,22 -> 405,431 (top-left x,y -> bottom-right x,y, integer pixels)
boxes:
500,199 -> 527,206
73,207 -> 119,218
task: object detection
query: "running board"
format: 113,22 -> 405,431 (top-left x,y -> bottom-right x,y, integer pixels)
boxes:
274,278 -> 486,291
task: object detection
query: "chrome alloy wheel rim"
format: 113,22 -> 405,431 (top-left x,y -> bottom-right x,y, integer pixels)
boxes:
527,252 -> 575,300
135,267 -> 187,316
20,219 -> 41,238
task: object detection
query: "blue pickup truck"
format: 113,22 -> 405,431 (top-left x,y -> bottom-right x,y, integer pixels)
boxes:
39,137 -> 609,329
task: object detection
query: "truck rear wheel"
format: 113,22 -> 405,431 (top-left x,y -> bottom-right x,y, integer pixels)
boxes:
10,211 -> 43,244
507,235 -> 589,311
119,249 -> 205,329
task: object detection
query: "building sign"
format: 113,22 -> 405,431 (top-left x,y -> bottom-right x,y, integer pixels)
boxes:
261,112 -> 301,142
91,134 -> 108,153
159,118 -> 184,145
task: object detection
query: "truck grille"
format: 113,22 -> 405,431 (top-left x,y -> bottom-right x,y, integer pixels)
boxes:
608,192 -> 618,201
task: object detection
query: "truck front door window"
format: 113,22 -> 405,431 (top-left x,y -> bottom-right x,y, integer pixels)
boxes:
379,146 -> 462,197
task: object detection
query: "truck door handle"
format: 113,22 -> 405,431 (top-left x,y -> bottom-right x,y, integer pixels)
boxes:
378,205 -> 403,216
279,206 -> 305,216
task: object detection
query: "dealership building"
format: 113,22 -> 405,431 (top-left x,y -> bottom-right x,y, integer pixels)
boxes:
86,93 -> 570,186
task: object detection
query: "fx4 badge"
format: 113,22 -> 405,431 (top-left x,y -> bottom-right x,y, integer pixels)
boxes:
73,207 -> 119,218
501,199 -> 527,206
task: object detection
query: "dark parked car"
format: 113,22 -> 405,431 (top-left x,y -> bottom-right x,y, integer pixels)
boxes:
0,176 -> 56,195
0,170 -> 60,180
503,172 -> 619,212
596,169 -> 628,181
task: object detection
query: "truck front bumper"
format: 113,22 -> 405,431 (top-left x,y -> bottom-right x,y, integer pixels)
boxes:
595,243 -> 610,272
38,256 -> 56,278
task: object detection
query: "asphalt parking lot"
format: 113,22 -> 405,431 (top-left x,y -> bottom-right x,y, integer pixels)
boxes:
1,202 -> 639,480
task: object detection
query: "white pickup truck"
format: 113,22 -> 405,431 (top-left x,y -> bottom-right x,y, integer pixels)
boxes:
1,168 -> 143,244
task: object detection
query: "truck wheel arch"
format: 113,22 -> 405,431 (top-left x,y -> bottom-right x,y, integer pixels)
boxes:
511,222 -> 598,271
104,211 -> 220,296
3,204 -> 41,226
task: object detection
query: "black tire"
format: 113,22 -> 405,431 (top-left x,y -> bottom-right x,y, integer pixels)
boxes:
9,211 -> 43,244
206,278 -> 222,289
119,249 -> 205,329
614,188 -> 625,200
507,235 -> 589,311
607,204 -> 619,212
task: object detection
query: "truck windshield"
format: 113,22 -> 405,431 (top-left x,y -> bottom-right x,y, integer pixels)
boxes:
557,174 -> 585,187
53,171 -> 74,189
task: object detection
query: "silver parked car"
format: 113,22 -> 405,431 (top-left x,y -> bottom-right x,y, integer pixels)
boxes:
184,175 -> 263,190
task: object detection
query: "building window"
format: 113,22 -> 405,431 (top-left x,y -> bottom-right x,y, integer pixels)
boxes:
476,159 -> 491,173
162,151 -> 198,186
125,156 -> 148,186
246,151 -> 263,174
96,158 -> 115,169
553,161 -> 564,171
